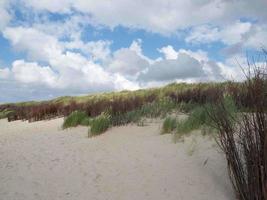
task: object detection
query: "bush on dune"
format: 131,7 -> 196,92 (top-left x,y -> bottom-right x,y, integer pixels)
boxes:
208,51 -> 267,200
62,111 -> 90,129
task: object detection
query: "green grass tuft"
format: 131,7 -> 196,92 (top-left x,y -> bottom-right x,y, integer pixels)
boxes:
174,104 -> 213,141
161,117 -> 177,134
174,96 -> 237,141
89,114 -> 111,137
0,109 -> 14,119
110,98 -> 178,126
62,111 -> 90,129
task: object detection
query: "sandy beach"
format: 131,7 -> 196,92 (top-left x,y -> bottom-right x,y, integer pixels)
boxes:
0,118 -> 234,200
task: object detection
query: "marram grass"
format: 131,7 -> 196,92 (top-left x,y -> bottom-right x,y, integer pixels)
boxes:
62,111 -> 90,129
161,116 -> 177,134
89,114 -> 111,137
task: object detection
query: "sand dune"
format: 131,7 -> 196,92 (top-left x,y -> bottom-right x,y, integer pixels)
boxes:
0,118 -> 234,200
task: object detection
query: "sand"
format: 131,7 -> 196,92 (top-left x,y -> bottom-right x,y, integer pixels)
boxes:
0,118 -> 234,200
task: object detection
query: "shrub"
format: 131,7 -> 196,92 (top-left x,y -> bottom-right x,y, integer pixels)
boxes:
89,114 -> 111,137
62,111 -> 90,129
161,117 -> 177,134
209,57 -> 267,200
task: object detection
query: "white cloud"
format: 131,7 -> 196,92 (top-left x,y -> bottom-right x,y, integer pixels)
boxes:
113,74 -> 140,91
22,0 -> 71,13
64,40 -> 112,62
158,45 -> 178,60
156,46 -> 223,81
108,40 -> 150,76
12,60 -> 57,87
0,0 -> 11,30
3,27 -> 63,62
138,52 -> 206,82
186,21 -> 252,45
185,20 -> 267,54
21,0 -> 267,35
245,24 -> 267,49
129,39 -> 154,64
0,68 -> 10,79
108,48 -> 149,76
220,21 -> 252,45
4,27 -> 142,93
186,25 -> 220,44
32,14 -> 92,40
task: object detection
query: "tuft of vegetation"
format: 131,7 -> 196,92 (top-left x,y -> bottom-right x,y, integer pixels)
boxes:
110,98 -> 178,126
0,109 -> 14,119
62,111 -> 90,129
2,81 -> 234,122
175,97 -> 237,139
176,105 -> 211,134
161,117 -> 177,134
89,113 -> 111,137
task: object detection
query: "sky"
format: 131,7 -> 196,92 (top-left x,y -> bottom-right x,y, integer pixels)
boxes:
0,0 -> 267,103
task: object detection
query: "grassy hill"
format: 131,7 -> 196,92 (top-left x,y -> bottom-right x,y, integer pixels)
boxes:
0,82 -> 232,121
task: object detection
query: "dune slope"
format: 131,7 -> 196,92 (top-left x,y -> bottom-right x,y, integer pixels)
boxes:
0,118 -> 234,200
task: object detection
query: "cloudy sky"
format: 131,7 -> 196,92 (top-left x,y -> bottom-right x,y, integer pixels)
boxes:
0,0 -> 266,103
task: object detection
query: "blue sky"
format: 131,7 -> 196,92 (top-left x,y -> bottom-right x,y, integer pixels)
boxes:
0,0 -> 267,103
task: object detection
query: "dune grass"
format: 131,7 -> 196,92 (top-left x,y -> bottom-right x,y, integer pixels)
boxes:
176,105 -> 211,134
110,98 -> 178,126
2,81 -> 235,122
62,111 -> 90,129
89,114 -> 111,137
174,96 -> 237,141
161,117 -> 177,134
0,109 -> 14,119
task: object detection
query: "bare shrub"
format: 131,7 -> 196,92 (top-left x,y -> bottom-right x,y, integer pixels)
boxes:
209,51 -> 267,200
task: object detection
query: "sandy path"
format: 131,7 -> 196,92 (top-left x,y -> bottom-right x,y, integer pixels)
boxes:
0,118 -> 234,200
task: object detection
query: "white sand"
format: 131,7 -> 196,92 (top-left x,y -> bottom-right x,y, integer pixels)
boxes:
0,118 -> 234,200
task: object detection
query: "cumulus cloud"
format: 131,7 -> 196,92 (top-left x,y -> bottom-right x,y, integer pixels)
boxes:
2,26 -> 140,96
12,60 -> 57,87
108,49 -> 149,76
108,40 -> 150,77
138,53 -> 206,82
158,45 -> 178,60
3,27 -> 63,62
107,43 -> 226,84
153,46 -> 224,82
